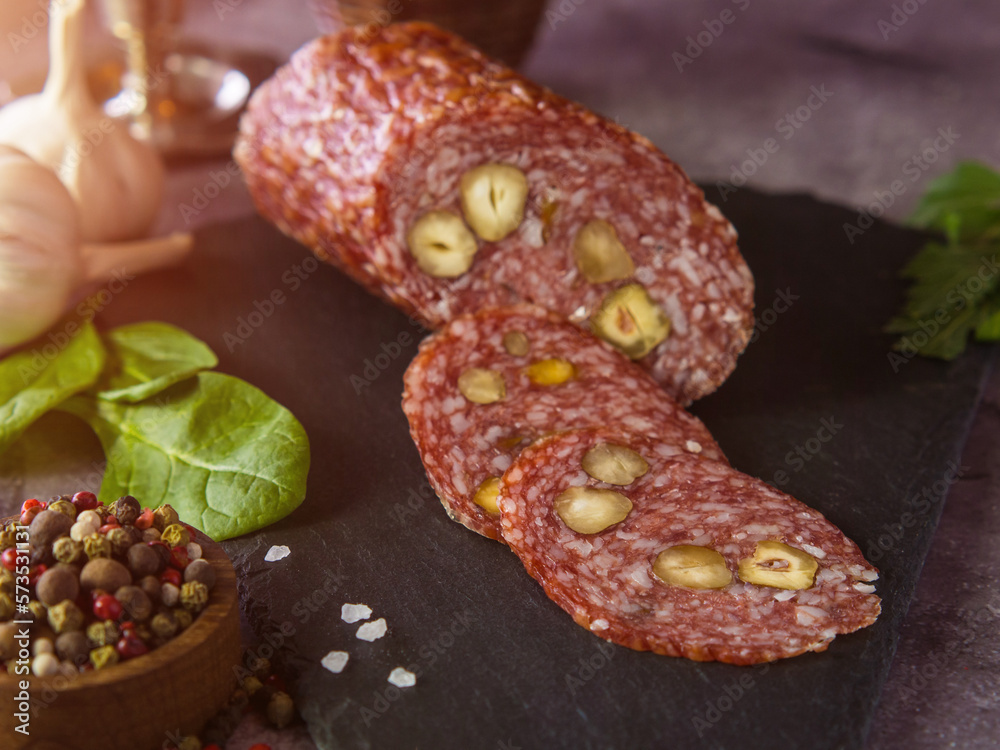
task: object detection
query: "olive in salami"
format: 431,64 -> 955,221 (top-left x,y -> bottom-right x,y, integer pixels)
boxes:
497,427 -> 881,664
401,305 -> 725,541
235,21 -> 755,403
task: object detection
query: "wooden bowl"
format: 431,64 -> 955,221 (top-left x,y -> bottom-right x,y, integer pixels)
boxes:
0,527 -> 240,750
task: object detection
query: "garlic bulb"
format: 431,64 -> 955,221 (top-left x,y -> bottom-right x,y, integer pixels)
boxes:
0,0 -> 165,243
0,146 -> 82,349
0,146 -> 191,353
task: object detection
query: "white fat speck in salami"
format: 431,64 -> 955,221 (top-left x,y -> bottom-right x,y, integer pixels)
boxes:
496,427 -> 881,665
402,305 -> 726,540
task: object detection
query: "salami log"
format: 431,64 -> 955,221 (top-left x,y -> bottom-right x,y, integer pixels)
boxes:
236,21 -> 755,403
402,306 -> 724,540
497,427 -> 880,664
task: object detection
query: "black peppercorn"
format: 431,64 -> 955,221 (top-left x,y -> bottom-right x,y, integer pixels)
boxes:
111,496 -> 141,526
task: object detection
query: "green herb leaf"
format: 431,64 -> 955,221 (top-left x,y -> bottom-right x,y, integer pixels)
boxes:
890,161 -> 1000,359
93,322 -> 218,402
58,372 -> 310,540
0,321 -> 105,453
910,161 -> 1000,239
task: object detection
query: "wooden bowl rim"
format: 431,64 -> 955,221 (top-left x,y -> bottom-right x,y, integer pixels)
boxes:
0,526 -> 239,694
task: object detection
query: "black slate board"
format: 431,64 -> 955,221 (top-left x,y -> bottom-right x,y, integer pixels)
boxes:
90,188 -> 992,750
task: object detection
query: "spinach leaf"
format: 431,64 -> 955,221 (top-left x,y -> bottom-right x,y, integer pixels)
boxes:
59,372 -> 309,540
0,320 -> 105,453
94,322 -> 218,402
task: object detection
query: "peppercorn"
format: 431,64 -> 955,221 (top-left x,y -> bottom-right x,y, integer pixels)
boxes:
150,612 -> 178,641
266,690 -> 295,729
147,541 -> 172,570
33,637 -> 54,656
139,575 -> 161,603
183,559 -> 216,590
0,623 -> 16,660
111,496 -> 141,526
180,581 -> 209,613
32,652 -> 60,677
252,657 -> 272,679
28,600 -> 46,621
86,620 -> 120,647
82,532 -> 112,560
161,582 -> 180,607
0,527 -> 15,551
52,537 -> 84,565
89,644 -> 119,670
47,600 -> 84,634
0,569 -> 13,596
104,527 -> 131,558
94,505 -> 114,523
115,585 -> 153,621
29,509 -> 74,550
161,523 -> 191,548
80,557 -> 131,592
172,608 -> 193,630
116,632 -> 149,659
142,527 -> 161,542
0,593 -> 13,620
152,504 -> 180,532
71,491 -> 99,512
47,499 -> 77,520
241,675 -> 263,697
55,631 -> 90,664
36,564 -> 80,607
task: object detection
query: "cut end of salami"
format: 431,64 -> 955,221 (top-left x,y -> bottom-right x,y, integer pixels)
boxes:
236,21 -> 755,403
402,305 -> 726,541
497,427 -> 881,665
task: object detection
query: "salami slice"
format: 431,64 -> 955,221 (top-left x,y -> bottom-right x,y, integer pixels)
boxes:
402,306 -> 725,540
497,427 -> 881,664
236,22 -> 754,402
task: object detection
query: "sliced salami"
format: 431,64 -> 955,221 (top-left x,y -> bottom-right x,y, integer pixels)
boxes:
402,306 -> 724,540
236,22 -> 754,402
497,427 -> 880,664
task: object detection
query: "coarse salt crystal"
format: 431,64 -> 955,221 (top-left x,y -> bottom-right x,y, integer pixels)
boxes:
356,618 -> 387,642
321,651 -> 349,674
388,667 -> 416,688
341,603 -> 372,624
264,545 -> 291,562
